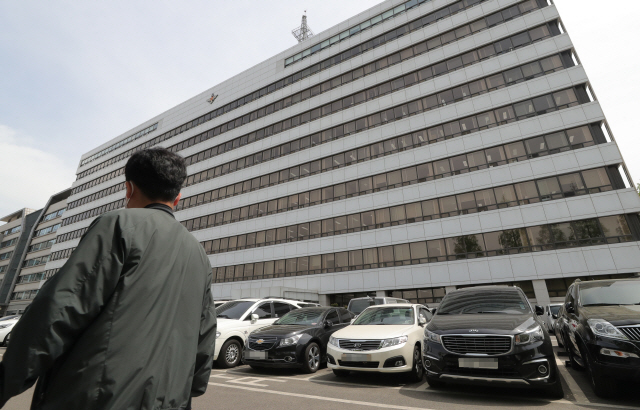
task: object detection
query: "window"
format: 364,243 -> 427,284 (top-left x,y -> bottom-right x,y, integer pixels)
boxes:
273,302 -> 293,318
325,309 -> 340,324
338,308 -> 354,323
250,303 -> 272,320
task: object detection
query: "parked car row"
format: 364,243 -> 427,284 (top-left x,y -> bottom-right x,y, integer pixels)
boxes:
0,315 -> 19,346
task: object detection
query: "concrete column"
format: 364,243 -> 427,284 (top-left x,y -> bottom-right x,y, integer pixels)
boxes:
532,279 -> 551,307
445,286 -> 456,294
318,294 -> 330,306
376,290 -> 386,297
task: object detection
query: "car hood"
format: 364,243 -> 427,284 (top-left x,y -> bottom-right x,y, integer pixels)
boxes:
251,324 -> 316,337
429,314 -> 535,334
581,305 -> 640,326
332,325 -> 414,339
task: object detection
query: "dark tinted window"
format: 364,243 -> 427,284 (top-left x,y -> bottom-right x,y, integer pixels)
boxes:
348,298 -> 374,314
325,309 -> 340,324
216,301 -> 255,319
274,309 -> 324,325
338,308 -> 354,323
274,302 -> 292,318
438,290 -> 530,314
250,302 -> 272,319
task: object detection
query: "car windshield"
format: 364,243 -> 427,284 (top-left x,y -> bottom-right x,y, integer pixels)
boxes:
349,298 -> 385,315
216,301 -> 255,319
550,305 -> 561,315
353,307 -> 414,325
274,310 -> 324,325
438,290 -> 530,315
580,280 -> 640,306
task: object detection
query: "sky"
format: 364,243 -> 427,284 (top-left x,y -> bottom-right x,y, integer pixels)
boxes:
1,0 -> 639,220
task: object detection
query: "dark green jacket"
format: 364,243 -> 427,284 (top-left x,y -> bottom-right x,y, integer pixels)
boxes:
0,205 -> 216,410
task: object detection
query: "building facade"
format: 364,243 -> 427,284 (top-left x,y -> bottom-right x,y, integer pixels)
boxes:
44,0 -> 640,308
4,189 -> 71,315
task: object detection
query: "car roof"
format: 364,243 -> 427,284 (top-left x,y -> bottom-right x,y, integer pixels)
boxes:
294,307 -> 334,312
451,286 -> 521,294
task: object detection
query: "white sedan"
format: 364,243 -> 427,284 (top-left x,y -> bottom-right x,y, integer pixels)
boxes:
327,304 -> 431,381
0,315 -> 20,346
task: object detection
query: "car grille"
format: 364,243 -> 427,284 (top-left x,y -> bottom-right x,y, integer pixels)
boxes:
442,335 -> 512,355
618,326 -> 640,341
338,360 -> 380,368
338,339 -> 381,351
248,336 -> 278,350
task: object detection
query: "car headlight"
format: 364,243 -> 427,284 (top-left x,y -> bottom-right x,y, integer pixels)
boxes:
515,325 -> 544,345
380,335 -> 408,348
0,324 -> 11,329
588,319 -> 628,341
279,334 -> 302,347
216,331 -> 221,339
329,336 -> 339,347
424,329 -> 441,344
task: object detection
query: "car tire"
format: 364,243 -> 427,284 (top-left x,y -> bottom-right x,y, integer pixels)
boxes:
217,339 -> 242,368
545,379 -> 564,399
302,343 -> 321,374
406,345 -> 424,382
332,369 -> 350,377
583,347 -> 617,398
556,333 -> 564,348
426,376 -> 445,388
565,337 -> 583,371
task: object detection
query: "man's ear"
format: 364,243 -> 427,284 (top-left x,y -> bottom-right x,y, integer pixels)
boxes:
125,181 -> 133,199
173,192 -> 182,208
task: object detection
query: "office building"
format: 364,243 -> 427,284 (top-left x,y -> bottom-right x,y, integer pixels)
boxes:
44,0 -> 640,307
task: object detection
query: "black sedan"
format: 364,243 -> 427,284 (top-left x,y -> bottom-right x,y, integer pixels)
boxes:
243,307 -> 353,373
557,278 -> 640,398
423,286 -> 563,398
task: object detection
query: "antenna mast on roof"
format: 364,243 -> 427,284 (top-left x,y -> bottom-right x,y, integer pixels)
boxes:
292,11 -> 314,43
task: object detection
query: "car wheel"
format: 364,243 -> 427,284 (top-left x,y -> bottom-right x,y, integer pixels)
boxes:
583,346 -> 617,398
565,337 -> 583,371
302,343 -> 321,374
217,339 -> 242,368
426,376 -> 445,388
332,369 -> 350,377
556,333 -> 564,348
407,345 -> 424,382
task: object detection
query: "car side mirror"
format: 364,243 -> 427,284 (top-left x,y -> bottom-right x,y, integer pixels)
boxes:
535,305 -> 544,315
431,308 -> 437,315
324,320 -> 333,329
419,316 -> 427,326
552,314 -> 558,319
565,302 -> 575,314
250,313 -> 259,324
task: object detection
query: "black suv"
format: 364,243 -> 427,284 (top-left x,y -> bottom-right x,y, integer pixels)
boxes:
556,278 -> 640,398
243,307 -> 353,373
423,286 -> 563,398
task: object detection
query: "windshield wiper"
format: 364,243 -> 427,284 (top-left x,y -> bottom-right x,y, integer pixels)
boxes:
582,303 -> 621,307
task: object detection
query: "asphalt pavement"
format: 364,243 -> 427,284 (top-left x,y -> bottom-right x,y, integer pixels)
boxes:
1,337 -> 638,410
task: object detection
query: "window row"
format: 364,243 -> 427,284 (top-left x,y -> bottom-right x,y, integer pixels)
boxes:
27,238 -> 56,253
34,223 -> 61,238
72,50 -> 571,207
0,251 -> 13,261
42,207 -> 66,222
76,7 -> 553,183
175,87 -> 591,214
23,255 -> 49,268
10,289 -> 39,301
198,167 -> 617,254
56,227 -> 89,244
62,121 -> 599,229
211,214 -> 638,283
80,123 -> 158,166
288,0 -> 547,66
71,168 -> 124,196
0,238 -> 18,250
1,225 -> 21,236
49,247 -> 75,262
17,272 -> 47,284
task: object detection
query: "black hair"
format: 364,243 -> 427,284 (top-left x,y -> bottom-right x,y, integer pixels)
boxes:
124,148 -> 187,202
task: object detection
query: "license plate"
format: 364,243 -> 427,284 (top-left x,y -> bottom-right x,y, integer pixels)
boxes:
458,358 -> 498,369
246,351 -> 267,359
343,353 -> 371,362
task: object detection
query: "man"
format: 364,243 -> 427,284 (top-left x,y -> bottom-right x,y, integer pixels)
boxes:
0,148 -> 216,410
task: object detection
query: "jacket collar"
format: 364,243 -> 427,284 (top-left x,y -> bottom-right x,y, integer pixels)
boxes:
144,203 -> 175,218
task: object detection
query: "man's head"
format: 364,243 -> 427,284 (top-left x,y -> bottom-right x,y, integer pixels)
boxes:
124,148 -> 187,209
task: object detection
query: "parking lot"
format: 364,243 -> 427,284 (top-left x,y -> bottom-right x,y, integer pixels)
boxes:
1,337 -> 638,410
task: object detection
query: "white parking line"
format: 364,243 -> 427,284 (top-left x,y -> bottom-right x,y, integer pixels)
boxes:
554,355 -> 590,404
208,382 -> 437,410
228,376 -> 286,387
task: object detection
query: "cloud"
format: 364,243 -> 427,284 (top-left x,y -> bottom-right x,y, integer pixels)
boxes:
0,124 -> 76,221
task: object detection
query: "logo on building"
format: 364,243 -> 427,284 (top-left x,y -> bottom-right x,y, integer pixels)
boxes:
207,93 -> 218,104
